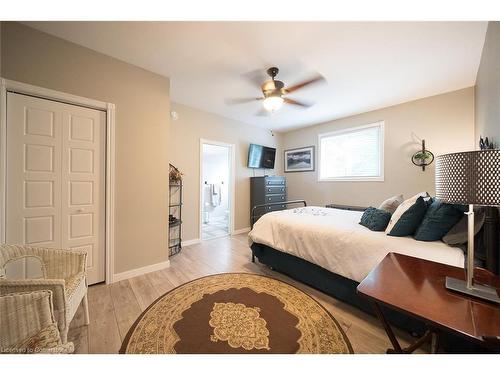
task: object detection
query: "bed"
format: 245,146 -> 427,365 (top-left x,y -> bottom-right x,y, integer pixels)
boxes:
248,204 -> 499,352
249,206 -> 465,283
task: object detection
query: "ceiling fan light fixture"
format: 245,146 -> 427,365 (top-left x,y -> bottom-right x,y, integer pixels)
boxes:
226,66 -> 323,113
263,96 -> 284,112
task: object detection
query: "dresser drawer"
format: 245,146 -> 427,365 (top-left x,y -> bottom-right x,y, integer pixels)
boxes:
265,186 -> 286,194
265,178 -> 285,186
252,203 -> 287,218
265,194 -> 286,203
265,204 -> 287,212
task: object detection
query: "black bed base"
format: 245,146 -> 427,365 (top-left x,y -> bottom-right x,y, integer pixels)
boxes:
251,242 -> 489,353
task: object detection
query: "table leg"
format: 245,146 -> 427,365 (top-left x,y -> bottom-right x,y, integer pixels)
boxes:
401,330 -> 432,353
372,302 -> 440,354
430,331 -> 439,353
372,302 -> 403,353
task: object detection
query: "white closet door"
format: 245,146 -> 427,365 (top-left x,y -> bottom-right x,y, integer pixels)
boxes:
61,104 -> 106,284
6,93 -> 106,284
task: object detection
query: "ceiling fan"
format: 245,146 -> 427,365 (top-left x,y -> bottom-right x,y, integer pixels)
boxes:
226,67 -> 325,114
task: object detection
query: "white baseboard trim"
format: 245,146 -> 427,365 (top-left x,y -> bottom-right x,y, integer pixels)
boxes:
232,227 -> 251,235
113,260 -> 170,283
182,238 -> 201,247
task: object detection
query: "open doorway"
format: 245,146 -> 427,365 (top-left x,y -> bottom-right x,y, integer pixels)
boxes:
200,140 -> 235,241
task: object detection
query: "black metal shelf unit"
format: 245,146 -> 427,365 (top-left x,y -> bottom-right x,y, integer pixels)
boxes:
169,164 -> 183,257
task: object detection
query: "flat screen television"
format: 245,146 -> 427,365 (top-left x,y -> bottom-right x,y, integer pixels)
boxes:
248,144 -> 276,169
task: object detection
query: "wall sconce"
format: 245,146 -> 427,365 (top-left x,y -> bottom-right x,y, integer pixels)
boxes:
170,111 -> 179,121
411,139 -> 434,171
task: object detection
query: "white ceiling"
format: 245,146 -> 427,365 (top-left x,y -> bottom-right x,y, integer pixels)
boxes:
24,21 -> 487,132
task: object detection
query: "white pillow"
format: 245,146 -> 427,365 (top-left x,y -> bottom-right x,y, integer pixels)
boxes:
385,192 -> 428,234
378,194 -> 404,214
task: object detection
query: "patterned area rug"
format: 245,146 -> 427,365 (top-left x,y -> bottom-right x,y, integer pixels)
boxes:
120,273 -> 353,354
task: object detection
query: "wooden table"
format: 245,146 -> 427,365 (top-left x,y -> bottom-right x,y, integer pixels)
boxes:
357,253 -> 500,353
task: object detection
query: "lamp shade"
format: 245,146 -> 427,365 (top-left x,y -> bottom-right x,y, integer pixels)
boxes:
435,149 -> 500,206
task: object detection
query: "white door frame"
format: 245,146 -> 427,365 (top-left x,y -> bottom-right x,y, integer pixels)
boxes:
0,78 -> 116,284
199,139 -> 236,240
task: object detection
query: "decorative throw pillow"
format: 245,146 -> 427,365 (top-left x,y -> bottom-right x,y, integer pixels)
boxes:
359,207 -> 392,231
386,196 -> 428,237
12,323 -> 62,353
385,192 -> 428,234
378,194 -> 404,214
443,208 -> 485,245
414,199 -> 464,241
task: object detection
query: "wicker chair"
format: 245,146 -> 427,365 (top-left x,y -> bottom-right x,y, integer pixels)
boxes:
0,290 -> 74,353
0,245 -> 89,343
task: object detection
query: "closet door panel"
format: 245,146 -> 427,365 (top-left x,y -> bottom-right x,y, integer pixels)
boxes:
6,93 -> 62,248
61,108 -> 106,284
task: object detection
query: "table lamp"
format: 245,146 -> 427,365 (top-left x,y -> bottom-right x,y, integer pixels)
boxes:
435,149 -> 500,304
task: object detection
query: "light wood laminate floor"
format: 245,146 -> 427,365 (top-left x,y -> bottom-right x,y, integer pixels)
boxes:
68,233 -> 426,354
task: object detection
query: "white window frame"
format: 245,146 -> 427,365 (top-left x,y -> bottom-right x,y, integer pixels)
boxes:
317,121 -> 385,182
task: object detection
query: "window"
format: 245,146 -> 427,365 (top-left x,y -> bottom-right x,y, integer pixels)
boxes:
318,122 -> 384,181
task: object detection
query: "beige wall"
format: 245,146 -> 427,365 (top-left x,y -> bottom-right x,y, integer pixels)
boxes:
282,88 -> 474,207
170,102 -> 282,241
475,21 -> 500,147
1,22 -> 171,275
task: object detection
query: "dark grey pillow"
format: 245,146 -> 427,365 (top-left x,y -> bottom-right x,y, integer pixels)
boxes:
359,207 -> 392,231
442,208 -> 485,245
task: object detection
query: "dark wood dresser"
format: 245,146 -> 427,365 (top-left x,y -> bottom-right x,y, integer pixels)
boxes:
250,176 -> 287,225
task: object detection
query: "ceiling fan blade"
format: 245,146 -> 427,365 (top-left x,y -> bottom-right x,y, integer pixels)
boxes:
242,69 -> 268,89
283,74 -> 325,94
284,98 -> 313,108
225,97 -> 263,105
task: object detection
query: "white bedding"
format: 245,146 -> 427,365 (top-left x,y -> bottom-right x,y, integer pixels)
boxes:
248,206 -> 465,283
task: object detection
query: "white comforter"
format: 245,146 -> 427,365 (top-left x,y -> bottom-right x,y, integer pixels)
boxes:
248,206 -> 465,283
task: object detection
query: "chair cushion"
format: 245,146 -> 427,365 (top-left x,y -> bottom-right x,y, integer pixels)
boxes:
64,272 -> 87,325
11,323 -> 62,353
359,207 -> 392,231
414,199 -> 464,241
65,273 -> 84,298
